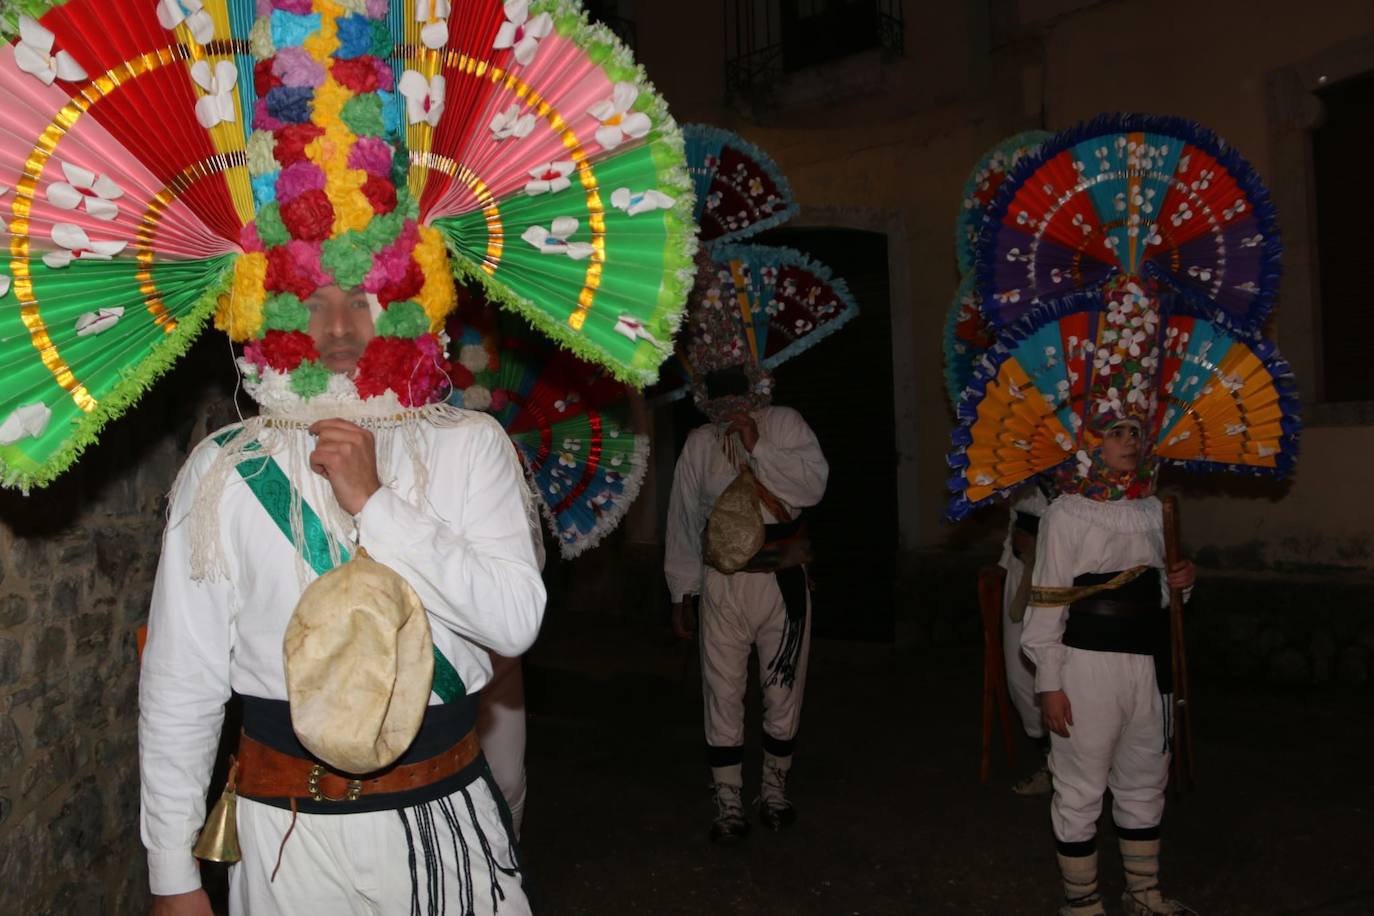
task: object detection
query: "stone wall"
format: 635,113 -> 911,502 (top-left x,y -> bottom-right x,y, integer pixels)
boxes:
0,340 -> 237,916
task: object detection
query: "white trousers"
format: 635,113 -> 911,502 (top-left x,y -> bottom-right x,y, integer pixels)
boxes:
699,567 -> 811,752
1049,648 -> 1170,844
479,653 -> 527,836
1001,553 -> 1045,740
228,781 -> 528,916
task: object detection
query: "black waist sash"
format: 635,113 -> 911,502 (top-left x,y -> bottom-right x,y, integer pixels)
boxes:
1013,511 -> 1041,537
236,692 -> 486,814
1063,569 -> 1172,694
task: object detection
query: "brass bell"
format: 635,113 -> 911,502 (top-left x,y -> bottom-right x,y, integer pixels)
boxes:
193,758 -> 241,864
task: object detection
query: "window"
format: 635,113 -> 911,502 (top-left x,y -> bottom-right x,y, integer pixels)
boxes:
725,0 -> 903,94
1312,71 -> 1374,402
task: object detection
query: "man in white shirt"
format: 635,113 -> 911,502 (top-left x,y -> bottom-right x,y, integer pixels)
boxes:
140,284 -> 545,916
665,366 -> 829,844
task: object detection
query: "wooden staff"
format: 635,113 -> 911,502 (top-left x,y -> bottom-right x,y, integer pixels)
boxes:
1161,495 -> 1195,793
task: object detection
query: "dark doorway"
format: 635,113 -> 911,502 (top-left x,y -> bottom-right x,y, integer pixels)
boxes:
672,227 -> 897,641
1313,70 -> 1374,402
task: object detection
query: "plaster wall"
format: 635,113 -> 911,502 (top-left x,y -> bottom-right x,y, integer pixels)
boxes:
633,0 -> 1374,569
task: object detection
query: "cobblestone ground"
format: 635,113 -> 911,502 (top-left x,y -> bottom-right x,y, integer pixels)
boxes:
517,616 -> 1374,916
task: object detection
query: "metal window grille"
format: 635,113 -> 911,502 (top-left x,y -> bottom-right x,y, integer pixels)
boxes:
724,0 -> 903,94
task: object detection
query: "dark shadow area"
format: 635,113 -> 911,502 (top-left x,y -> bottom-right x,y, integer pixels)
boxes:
520,613 -> 1374,915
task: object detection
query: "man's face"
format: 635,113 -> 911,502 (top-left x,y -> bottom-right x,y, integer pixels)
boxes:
1100,420 -> 1143,472
306,285 -> 375,374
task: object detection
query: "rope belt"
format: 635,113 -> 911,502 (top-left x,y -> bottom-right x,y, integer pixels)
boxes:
1029,564 -> 1151,607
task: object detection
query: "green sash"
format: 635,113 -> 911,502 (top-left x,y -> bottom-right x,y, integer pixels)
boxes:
215,429 -> 464,703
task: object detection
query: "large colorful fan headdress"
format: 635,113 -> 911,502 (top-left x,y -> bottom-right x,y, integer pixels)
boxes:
0,0 -> 695,490
969,114 -> 1282,335
685,124 -> 799,246
446,295 -> 647,557
651,126 -> 858,414
945,115 -> 1300,521
943,131 -> 1050,408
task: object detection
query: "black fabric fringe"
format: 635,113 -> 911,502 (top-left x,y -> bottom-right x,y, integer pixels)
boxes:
397,785 -> 524,915
763,565 -> 809,689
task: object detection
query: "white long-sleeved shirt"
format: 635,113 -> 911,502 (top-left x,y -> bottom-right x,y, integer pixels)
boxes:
1020,494 -> 1173,693
138,411 -> 546,896
996,483 -> 1051,570
664,405 -> 829,602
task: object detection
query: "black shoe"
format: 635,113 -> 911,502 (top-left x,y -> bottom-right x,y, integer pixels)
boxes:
757,800 -> 797,831
709,813 -> 751,844
709,783 -> 750,845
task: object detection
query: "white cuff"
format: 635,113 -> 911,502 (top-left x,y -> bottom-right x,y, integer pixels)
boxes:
147,848 -> 201,897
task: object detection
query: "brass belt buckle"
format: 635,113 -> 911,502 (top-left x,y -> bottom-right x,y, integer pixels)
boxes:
307,764 -> 362,802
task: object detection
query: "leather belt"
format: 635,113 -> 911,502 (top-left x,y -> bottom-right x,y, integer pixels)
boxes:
236,728 -> 481,803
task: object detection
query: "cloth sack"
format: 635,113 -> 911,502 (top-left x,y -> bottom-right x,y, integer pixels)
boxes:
283,548 -> 434,774
704,466 -> 767,573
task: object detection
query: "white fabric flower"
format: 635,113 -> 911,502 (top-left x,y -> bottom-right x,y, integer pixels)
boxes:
399,70 -> 446,127
613,315 -> 661,347
15,16 -> 87,85
0,275 -> 9,298
462,384 -> 492,412
43,223 -> 128,269
588,83 -> 652,151
0,403 -> 52,446
75,307 -> 124,337
458,344 -> 490,374
489,103 -> 535,140
157,0 -> 215,44
191,60 -> 239,128
493,0 -> 554,66
609,187 -> 676,217
522,216 -> 594,260
524,161 -> 575,195
415,0 -> 451,50
47,162 -> 124,221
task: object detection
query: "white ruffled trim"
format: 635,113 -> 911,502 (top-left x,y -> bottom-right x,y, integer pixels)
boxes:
240,359 -> 423,424
545,431 -> 651,559
1050,493 -> 1162,533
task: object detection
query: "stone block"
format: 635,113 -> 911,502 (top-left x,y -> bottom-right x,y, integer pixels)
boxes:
34,703 -> 75,750
1337,646 -> 1368,687
1310,627 -> 1336,684
46,577 -> 81,622
0,713 -> 25,772
0,809 -> 38,892
52,778 -> 105,871
1359,623 -> 1374,653
72,668 -> 105,727
0,593 -> 30,628
73,605 -> 114,655
7,536 -> 52,581
0,636 -> 19,686
35,881 -> 104,916
94,526 -> 141,591
122,590 -> 151,624
1267,647 -> 1311,685
27,625 -> 69,677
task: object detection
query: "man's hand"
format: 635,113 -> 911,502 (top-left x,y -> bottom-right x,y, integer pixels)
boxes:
1166,559 -> 1195,591
150,889 -> 213,916
727,414 -> 759,452
1041,689 -> 1073,738
671,597 -> 697,640
307,419 -> 382,515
